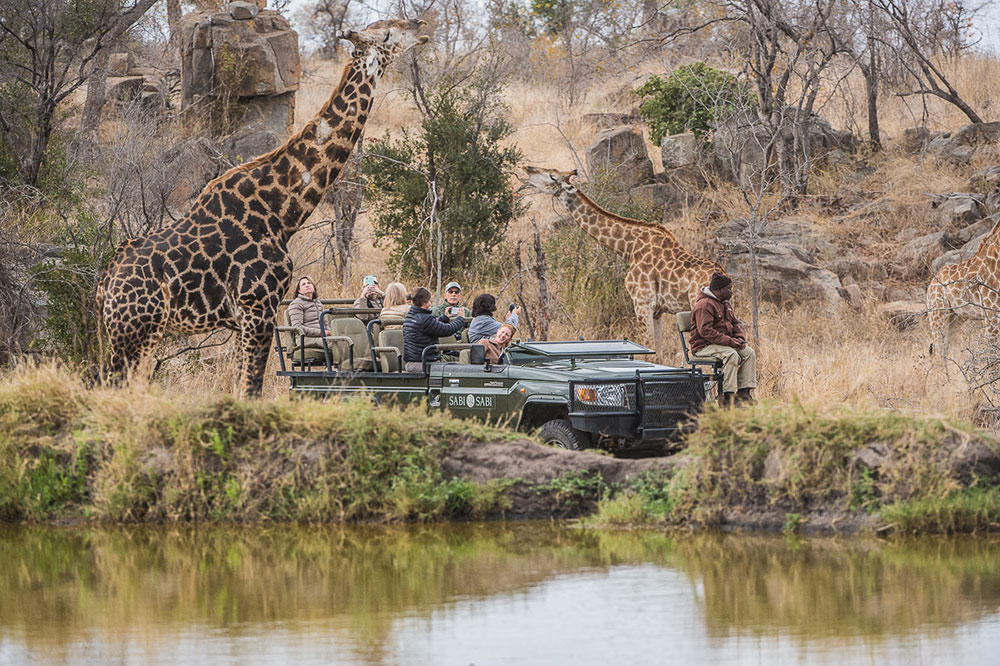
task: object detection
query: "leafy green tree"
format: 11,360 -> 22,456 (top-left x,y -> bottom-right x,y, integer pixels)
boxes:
531,0 -> 575,35
364,83 -> 523,284
633,62 -> 754,144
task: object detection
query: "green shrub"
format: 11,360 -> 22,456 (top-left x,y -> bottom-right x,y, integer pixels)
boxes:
364,80 -> 523,283
634,62 -> 754,144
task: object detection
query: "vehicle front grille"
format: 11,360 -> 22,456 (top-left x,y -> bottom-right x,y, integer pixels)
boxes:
640,379 -> 704,428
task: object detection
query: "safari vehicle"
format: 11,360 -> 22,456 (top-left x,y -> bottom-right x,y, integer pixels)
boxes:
274,301 -> 718,452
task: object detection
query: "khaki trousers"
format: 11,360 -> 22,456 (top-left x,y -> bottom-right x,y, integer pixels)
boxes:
693,344 -> 757,394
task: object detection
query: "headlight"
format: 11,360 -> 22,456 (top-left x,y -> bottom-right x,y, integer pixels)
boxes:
573,382 -> 635,409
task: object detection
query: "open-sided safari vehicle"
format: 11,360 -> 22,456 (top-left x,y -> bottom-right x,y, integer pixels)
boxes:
274,300 -> 718,453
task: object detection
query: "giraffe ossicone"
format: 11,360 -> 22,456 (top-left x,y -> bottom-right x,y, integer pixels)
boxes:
98,18 -> 428,397
523,165 -> 727,356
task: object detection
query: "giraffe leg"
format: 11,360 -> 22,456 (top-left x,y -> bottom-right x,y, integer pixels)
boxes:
652,311 -> 663,359
926,280 -> 953,360
102,291 -> 167,385
236,312 -> 277,398
629,297 -> 656,352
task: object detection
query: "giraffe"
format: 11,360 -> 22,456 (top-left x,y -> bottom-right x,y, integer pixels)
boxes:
926,216 -> 1000,359
97,19 -> 428,396
523,166 -> 726,355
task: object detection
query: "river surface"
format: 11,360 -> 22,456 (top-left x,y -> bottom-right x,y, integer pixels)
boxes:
0,523 -> 999,665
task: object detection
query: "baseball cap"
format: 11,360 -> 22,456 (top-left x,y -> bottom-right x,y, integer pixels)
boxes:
445,281 -> 462,292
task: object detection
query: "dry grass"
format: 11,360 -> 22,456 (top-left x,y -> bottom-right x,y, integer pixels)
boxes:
68,47 -> 1000,414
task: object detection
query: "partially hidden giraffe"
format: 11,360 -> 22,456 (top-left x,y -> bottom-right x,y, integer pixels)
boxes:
926,215 -> 1000,358
97,19 -> 428,396
523,166 -> 726,355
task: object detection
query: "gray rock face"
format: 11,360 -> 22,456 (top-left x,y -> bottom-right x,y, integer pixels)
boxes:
880,301 -> 925,329
932,193 -> 984,228
586,126 -> 655,190
107,52 -> 134,77
969,165 -> 1000,192
628,182 -> 678,212
106,76 -> 144,104
902,127 -> 931,154
180,9 -> 299,136
712,217 -> 844,310
927,122 -> 1000,164
163,137 -> 221,207
712,110 -> 855,187
220,123 -> 281,165
894,231 -> 949,277
929,220 -> 995,275
229,1 -> 259,19
660,132 -> 701,169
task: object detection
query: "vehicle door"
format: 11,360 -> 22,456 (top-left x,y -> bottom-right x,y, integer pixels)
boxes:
437,362 -> 512,426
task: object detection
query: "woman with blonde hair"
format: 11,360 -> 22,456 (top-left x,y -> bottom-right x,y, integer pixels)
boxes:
379,281 -> 411,329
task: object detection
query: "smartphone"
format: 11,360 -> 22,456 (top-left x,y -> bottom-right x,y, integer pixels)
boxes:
447,306 -> 460,316
363,275 -> 377,287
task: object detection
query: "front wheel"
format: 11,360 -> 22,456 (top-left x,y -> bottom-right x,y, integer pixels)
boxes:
538,418 -> 589,451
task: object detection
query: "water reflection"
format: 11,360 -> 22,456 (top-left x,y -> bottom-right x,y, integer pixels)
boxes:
0,524 -> 998,665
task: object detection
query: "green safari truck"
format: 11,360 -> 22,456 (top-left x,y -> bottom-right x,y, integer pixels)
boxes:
274,308 -> 717,453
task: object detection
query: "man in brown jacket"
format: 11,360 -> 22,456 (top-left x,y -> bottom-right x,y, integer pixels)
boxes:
690,272 -> 757,405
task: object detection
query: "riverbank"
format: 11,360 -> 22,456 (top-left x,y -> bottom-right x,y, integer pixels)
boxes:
2,366 -> 999,534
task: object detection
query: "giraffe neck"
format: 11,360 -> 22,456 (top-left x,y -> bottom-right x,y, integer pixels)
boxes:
238,47 -> 392,243
562,187 -> 684,259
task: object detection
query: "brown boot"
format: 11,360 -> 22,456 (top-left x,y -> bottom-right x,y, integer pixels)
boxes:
736,388 -> 757,405
721,392 -> 736,407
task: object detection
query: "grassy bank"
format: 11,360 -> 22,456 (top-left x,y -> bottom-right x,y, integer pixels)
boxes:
3,366 -> 999,533
591,402 -> 1000,534
0,365 -> 519,523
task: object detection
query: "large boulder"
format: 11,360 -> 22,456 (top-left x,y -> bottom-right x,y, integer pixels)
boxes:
163,137 -> 221,207
931,193 -> 985,229
894,231 -> 949,277
927,122 -> 1000,165
713,109 -> 855,187
712,217 -> 844,311
220,123 -> 282,166
660,132 -> 701,170
587,126 -> 655,190
179,8 -> 299,136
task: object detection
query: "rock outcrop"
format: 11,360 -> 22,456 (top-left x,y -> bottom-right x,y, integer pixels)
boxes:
587,126 -> 655,190
179,7 -> 300,136
711,217 -> 844,310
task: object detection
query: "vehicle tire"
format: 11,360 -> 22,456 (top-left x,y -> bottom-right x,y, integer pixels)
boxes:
539,418 -> 588,451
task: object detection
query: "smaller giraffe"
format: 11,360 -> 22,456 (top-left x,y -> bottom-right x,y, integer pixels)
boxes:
927,216 -> 1000,359
523,166 -> 726,354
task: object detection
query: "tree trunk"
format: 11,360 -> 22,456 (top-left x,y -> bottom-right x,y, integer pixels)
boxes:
81,48 -> 111,146
326,137 -> 364,289
532,220 -> 550,341
863,51 -> 881,150
166,0 -> 183,67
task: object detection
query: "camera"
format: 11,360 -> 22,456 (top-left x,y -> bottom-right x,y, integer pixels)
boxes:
508,303 -> 517,312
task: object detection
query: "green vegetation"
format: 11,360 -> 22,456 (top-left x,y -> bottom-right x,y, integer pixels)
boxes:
634,62 -> 755,144
364,79 -> 523,282
586,402 -> 1000,535
0,365 -> 520,523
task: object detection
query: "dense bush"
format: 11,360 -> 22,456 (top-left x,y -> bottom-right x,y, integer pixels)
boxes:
634,62 -> 754,144
364,81 -> 523,283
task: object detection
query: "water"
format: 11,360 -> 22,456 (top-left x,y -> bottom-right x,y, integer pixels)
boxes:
1,523 -> 999,665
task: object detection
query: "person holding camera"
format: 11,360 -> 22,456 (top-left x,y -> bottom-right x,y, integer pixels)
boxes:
402,287 -> 466,373
690,272 -> 757,406
431,281 -> 471,319
468,293 -> 520,343
352,275 -> 385,323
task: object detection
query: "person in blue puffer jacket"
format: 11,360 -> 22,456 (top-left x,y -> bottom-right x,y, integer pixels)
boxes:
402,287 -> 466,373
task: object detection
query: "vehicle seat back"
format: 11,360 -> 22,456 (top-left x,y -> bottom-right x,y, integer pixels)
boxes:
378,329 -> 404,372
331,317 -> 374,370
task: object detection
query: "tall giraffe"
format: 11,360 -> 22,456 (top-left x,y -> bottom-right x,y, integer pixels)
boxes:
523,166 -> 725,354
926,216 -> 1000,358
98,19 -> 428,396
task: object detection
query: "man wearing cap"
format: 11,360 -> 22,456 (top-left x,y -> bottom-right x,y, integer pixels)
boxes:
689,272 -> 757,405
353,275 -> 385,324
432,281 -> 472,319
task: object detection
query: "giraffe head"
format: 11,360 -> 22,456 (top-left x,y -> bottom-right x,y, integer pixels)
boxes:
338,19 -> 429,63
523,166 -> 578,198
